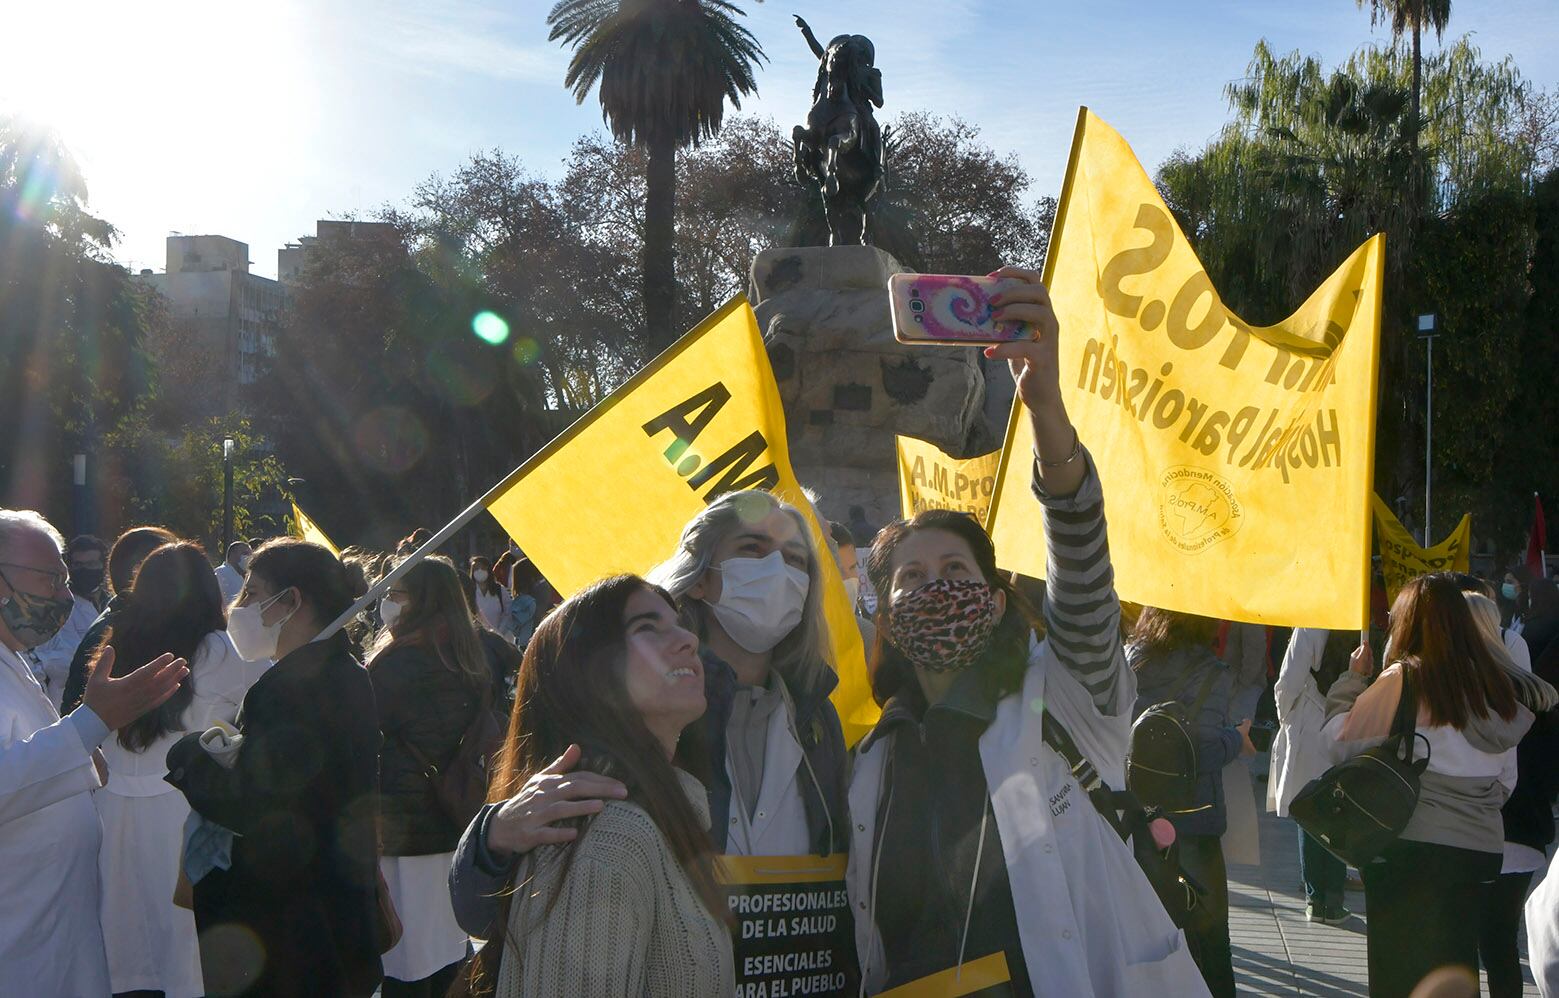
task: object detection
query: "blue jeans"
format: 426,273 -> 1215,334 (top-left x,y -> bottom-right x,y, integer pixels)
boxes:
1298,824 -> 1346,910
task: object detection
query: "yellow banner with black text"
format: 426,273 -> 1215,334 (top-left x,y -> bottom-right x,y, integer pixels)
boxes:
482,297 -> 877,744
896,436 -> 1001,522
986,108 -> 1383,628
1371,495 -> 1471,602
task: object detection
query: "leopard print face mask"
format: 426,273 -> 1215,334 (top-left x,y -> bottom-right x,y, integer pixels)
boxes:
886,578 -> 1001,673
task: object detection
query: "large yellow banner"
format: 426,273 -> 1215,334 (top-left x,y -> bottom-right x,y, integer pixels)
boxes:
986,109 -> 1383,628
896,436 -> 1000,521
484,298 -> 875,743
1371,495 -> 1471,602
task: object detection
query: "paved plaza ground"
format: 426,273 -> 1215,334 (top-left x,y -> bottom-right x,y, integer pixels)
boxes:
1229,774 -> 1545,997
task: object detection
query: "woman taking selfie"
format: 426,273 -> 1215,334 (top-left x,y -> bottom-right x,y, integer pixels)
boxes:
370,555 -> 492,997
450,575 -> 732,996
846,267 -> 1207,995
165,540 -> 382,997
1324,573 -> 1554,998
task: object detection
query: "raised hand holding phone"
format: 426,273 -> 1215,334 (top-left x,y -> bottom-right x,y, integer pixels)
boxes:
888,273 -> 1031,346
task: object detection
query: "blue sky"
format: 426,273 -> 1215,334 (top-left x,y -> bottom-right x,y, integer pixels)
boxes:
4,0 -> 1556,279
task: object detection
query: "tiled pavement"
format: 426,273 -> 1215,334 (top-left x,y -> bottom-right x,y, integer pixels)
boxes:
1228,775 -> 1545,996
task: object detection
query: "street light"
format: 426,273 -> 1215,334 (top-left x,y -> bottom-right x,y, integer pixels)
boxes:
72,453 -> 87,536
1418,313 -> 1439,542
222,438 -> 235,554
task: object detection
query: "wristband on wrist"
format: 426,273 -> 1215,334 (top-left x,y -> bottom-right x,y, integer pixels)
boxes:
1037,429 -> 1082,469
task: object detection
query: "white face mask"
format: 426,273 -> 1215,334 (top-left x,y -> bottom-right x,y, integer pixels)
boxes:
706,550 -> 809,654
228,589 -> 296,661
473,570 -> 489,583
379,596 -> 402,628
843,577 -> 861,603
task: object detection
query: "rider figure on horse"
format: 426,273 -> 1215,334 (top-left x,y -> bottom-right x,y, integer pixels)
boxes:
793,16 -> 885,245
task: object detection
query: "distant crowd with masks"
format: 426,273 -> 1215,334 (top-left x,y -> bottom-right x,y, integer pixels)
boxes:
5,269 -> 1559,998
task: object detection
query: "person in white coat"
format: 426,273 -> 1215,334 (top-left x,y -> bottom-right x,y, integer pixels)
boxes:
213,541 -> 251,607
845,268 -> 1208,996
94,540 -> 269,998
0,508 -> 189,998
1267,627 -> 1354,924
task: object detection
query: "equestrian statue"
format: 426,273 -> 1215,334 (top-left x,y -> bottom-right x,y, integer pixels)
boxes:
792,15 -> 885,246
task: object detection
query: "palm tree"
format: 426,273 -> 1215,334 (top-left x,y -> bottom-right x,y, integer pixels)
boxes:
1355,0 -> 1451,149
546,0 -> 765,349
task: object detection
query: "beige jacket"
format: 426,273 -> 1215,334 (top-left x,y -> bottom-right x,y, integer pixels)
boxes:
497,769 -> 733,998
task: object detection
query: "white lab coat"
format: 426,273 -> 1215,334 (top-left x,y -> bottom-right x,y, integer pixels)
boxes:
213,563 -> 244,606
0,643 -> 110,998
847,639 -> 1209,997
27,595 -> 99,707
1267,628 -> 1333,816
1527,862 -> 1559,997
97,631 -> 266,997
1505,629 -> 1532,671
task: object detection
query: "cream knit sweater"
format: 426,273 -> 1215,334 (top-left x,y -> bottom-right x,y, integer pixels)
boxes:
496,769 -> 734,998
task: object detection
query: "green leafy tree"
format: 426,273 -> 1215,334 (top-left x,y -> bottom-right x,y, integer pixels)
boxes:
546,0 -> 766,349
1356,0 -> 1452,153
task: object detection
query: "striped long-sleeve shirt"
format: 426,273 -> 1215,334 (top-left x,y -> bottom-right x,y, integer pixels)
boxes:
1031,449 -> 1125,712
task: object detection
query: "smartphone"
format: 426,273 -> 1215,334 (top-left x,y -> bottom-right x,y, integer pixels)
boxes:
888,273 -> 1030,346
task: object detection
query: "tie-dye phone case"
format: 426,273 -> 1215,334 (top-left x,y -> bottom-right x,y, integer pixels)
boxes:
888,273 -> 1030,346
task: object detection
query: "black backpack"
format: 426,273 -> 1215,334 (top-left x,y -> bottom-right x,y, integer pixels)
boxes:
1126,665 -> 1221,813
1289,669 -> 1429,867
1042,713 -> 1208,929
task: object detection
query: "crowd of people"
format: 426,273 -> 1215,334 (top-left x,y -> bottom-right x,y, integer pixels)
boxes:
3,268 -> 1559,997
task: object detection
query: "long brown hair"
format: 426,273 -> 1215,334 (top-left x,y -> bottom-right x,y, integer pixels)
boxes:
468,575 -> 722,994
865,509 -> 1037,706
1389,572 -> 1518,728
98,542 -> 224,751
369,555 -> 489,692
1129,607 -> 1220,663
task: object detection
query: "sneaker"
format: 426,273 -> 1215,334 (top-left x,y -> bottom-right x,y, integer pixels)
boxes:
1305,904 -> 1351,925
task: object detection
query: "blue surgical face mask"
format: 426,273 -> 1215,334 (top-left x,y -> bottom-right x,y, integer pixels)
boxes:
1502,582 -> 1519,601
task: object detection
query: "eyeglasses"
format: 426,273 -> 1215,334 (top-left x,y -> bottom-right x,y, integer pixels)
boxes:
0,563 -> 69,591
385,589 -> 410,601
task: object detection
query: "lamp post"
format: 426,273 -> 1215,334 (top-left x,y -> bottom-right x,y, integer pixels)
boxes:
1418,313 -> 1439,543
222,438 -> 235,554
72,453 -> 87,536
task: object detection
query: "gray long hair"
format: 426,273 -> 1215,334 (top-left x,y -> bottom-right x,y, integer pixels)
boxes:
1465,591 -> 1559,712
648,490 -> 831,693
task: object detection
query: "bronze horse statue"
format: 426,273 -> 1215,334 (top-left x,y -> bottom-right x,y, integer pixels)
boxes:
792,16 -> 885,246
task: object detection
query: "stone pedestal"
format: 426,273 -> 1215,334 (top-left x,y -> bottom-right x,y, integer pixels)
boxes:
750,245 -> 995,532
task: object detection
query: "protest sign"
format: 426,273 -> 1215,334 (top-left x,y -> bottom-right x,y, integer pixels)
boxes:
1371,494 -> 1471,601
717,854 -> 856,998
482,297 -> 877,743
986,108 -> 1383,628
896,436 -> 1000,521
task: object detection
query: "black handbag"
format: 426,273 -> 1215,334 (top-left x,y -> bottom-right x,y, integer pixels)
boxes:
1289,669 -> 1430,868
1043,713 -> 1208,929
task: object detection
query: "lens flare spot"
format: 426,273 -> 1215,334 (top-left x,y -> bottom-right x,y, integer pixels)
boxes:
353,406 -> 428,475
512,336 -> 540,365
472,310 -> 510,345
427,343 -> 498,406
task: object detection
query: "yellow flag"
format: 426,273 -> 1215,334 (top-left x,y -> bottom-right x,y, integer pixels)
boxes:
1371,495 -> 1471,602
484,298 -> 875,743
987,109 -> 1383,628
291,501 -> 339,556
896,436 -> 1000,521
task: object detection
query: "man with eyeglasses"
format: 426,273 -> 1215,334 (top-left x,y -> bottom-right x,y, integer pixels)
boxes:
0,509 -> 190,998
24,534 -> 109,706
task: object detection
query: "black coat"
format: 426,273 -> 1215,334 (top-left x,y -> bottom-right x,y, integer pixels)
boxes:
370,641 -> 485,856
166,632 -> 383,998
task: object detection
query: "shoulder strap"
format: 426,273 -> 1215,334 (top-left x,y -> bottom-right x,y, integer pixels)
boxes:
1188,661 -> 1222,719
1041,711 -> 1129,839
1390,668 -> 1417,738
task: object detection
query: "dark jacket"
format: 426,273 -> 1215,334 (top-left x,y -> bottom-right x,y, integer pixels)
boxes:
370,641 -> 484,856
680,651 -> 850,856
166,632 -> 383,997
477,627 -> 522,709
60,596 -> 118,713
1129,644 -> 1242,838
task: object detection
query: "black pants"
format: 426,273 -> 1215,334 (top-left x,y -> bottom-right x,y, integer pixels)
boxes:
381,959 -> 463,998
1361,839 -> 1501,998
1479,870 -> 1536,998
1178,834 -> 1236,998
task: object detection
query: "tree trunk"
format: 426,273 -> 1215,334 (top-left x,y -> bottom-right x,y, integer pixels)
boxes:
643,134 -> 678,352
1411,21 -> 1422,153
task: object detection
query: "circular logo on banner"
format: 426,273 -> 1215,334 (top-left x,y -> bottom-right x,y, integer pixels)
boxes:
1158,466 -> 1244,553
